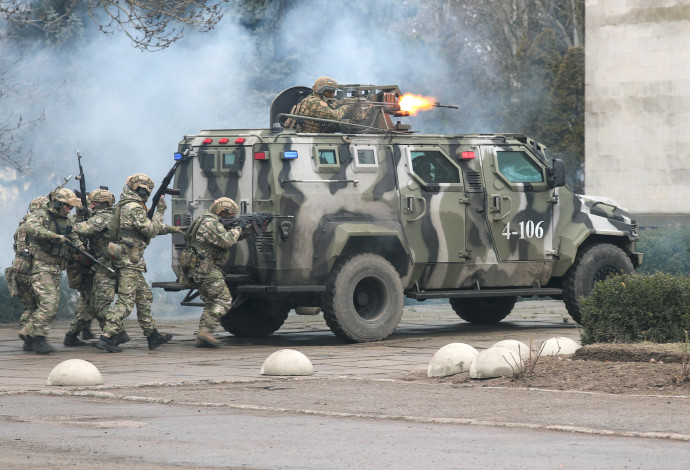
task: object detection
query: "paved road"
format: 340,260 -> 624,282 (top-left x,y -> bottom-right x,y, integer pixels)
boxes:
1,301 -> 689,469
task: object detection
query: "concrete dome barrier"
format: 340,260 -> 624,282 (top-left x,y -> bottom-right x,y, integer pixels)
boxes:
491,339 -> 531,362
469,346 -> 524,379
427,343 -> 479,378
261,349 -> 314,376
538,337 -> 580,356
47,359 -> 103,386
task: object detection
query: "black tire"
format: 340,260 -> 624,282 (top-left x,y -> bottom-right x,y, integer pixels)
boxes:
322,254 -> 404,343
220,297 -> 290,337
449,297 -> 517,323
562,243 -> 634,324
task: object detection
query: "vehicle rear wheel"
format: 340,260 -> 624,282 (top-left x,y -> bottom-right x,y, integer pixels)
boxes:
449,297 -> 517,323
220,297 -> 290,337
562,243 -> 634,324
322,254 -> 404,343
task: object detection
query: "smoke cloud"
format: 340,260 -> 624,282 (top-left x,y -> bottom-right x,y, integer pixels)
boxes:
1,0 -> 488,315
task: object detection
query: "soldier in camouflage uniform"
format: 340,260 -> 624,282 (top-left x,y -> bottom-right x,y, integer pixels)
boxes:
179,197 -> 249,347
20,188 -> 83,354
5,196 -> 49,343
283,76 -> 360,133
64,188 -> 119,346
95,173 -> 182,353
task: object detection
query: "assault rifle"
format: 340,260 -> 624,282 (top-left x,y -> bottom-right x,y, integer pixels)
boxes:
63,239 -> 115,274
75,150 -> 89,220
146,150 -> 187,220
221,212 -> 294,236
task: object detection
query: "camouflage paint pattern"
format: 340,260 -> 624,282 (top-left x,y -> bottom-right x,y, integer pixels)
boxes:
169,130 -> 639,294
181,210 -> 244,330
102,267 -> 156,337
101,185 -> 176,337
22,205 -> 81,338
283,93 -> 357,133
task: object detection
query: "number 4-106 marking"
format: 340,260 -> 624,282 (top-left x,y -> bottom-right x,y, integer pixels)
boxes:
502,220 -> 544,240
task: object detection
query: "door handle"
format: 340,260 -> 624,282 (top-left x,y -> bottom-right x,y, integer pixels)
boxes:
407,196 -> 427,222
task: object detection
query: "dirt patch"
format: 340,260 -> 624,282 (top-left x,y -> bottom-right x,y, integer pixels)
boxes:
417,343 -> 690,396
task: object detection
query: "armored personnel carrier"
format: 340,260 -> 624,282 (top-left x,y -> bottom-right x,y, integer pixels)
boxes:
153,84 -> 642,342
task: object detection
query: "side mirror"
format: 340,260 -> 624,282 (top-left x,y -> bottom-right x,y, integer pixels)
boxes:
547,159 -> 566,189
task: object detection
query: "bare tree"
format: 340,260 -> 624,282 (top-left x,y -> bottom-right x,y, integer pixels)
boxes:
0,0 -> 225,51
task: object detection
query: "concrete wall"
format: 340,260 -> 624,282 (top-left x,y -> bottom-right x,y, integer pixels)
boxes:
585,0 -> 690,225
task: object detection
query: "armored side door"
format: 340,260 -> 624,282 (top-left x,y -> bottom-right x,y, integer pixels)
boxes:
479,144 -> 556,263
192,139 -> 253,261
395,144 -> 468,269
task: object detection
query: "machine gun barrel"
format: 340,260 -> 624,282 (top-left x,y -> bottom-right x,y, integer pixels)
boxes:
433,102 -> 459,109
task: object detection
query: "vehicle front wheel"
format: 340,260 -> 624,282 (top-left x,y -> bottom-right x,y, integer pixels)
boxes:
449,297 -> 517,323
322,254 -> 404,343
221,297 -> 290,337
562,243 -> 634,324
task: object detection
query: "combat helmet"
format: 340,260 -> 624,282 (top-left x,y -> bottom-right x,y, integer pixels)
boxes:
209,197 -> 238,217
29,196 -> 49,212
88,188 -> 115,206
313,77 -> 338,95
52,188 -> 82,208
126,173 -> 155,193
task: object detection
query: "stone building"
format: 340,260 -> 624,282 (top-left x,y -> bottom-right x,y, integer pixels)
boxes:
585,0 -> 690,226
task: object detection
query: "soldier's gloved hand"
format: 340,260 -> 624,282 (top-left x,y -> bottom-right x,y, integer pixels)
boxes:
171,226 -> 185,234
156,198 -> 167,214
53,234 -> 69,245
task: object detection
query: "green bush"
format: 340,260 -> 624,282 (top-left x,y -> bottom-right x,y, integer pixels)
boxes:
580,273 -> 690,344
637,226 -> 690,275
0,275 -> 24,323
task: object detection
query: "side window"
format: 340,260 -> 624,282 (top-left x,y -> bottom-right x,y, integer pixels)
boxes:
318,149 -> 337,165
496,151 -> 544,183
351,145 -> 378,173
220,149 -> 245,176
313,145 -> 340,173
200,151 -> 216,172
410,150 -> 460,184
357,149 -> 376,165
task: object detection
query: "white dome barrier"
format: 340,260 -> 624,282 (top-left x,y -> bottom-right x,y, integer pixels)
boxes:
427,343 -> 479,378
261,349 -> 314,376
47,359 -> 103,386
469,346 -> 524,379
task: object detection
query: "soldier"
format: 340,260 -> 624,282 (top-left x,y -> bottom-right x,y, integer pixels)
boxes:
64,188 -> 118,347
283,76 -> 360,133
20,188 -> 83,354
95,173 -> 181,353
178,197 -> 251,347
6,196 -> 49,350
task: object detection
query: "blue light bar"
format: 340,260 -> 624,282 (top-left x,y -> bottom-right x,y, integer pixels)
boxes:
174,152 -> 183,161
281,150 -> 298,160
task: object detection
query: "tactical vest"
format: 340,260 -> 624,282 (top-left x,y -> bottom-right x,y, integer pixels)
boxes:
27,209 -> 71,265
185,214 -> 226,263
108,198 -> 150,246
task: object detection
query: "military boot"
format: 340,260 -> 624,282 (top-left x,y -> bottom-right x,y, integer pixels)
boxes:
95,335 -> 122,353
63,332 -> 89,347
32,336 -> 54,355
195,328 -> 222,348
18,326 -> 30,342
22,335 -> 34,352
112,330 -> 131,346
81,321 -> 95,340
147,330 -> 173,350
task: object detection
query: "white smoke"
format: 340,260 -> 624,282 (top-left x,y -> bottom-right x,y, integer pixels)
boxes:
1,0 -> 489,315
